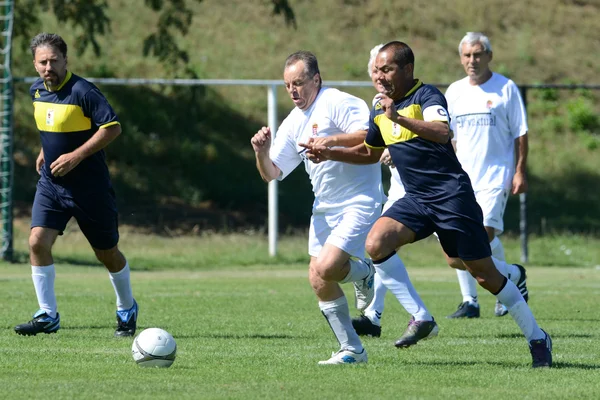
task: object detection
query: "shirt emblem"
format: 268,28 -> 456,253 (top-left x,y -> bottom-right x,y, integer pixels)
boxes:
312,123 -> 318,136
46,109 -> 55,126
35,89 -> 41,99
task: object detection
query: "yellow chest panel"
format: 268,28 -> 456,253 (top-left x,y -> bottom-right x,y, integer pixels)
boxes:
375,104 -> 423,145
33,101 -> 91,133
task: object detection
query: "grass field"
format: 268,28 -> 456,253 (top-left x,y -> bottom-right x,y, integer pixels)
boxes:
1,253 -> 599,399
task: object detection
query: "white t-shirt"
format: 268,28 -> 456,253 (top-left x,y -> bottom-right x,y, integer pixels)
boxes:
270,87 -> 383,212
445,73 -> 528,191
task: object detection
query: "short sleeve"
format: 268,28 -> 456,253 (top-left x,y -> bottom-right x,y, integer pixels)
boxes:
269,117 -> 303,181
81,88 -> 119,128
331,94 -> 370,133
506,80 -> 528,138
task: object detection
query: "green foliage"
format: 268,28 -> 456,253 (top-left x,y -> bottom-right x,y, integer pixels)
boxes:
566,97 -> 599,134
10,0 -> 600,235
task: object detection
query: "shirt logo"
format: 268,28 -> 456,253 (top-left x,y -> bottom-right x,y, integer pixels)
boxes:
392,122 -> 401,137
312,123 -> 318,136
437,108 -> 448,117
46,109 -> 54,126
35,90 -> 41,99
486,100 -> 493,109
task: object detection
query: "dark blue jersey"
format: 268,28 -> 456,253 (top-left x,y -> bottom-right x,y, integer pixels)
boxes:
365,80 -> 473,203
30,71 -> 120,192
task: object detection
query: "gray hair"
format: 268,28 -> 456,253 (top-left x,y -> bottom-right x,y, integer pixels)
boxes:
30,33 -> 68,58
284,51 -> 322,86
367,44 -> 384,77
458,32 -> 492,55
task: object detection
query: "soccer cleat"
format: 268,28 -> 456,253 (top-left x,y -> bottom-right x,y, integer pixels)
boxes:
394,316 -> 439,348
353,259 -> 375,312
495,300 -> 509,317
529,329 -> 552,368
352,315 -> 381,337
14,310 -> 60,336
115,299 -> 138,337
510,264 -> 529,302
318,349 -> 368,365
446,301 -> 480,319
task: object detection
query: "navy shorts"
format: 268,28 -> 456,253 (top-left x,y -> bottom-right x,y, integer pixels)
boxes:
383,194 -> 491,261
31,178 -> 120,250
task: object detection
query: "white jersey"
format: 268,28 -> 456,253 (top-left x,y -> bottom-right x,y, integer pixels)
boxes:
445,73 -> 528,191
270,87 -> 383,212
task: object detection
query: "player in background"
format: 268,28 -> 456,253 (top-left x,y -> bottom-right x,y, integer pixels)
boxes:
251,51 -> 380,365
445,32 -> 530,318
14,33 -> 138,338
301,41 -> 552,368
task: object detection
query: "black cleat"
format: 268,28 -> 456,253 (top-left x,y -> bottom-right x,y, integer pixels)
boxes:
351,315 -> 381,337
446,301 -> 480,319
114,299 -> 138,337
530,329 -> 552,368
14,310 -> 60,336
395,317 -> 438,348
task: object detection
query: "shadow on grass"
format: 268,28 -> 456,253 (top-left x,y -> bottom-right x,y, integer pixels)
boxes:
496,333 -> 595,339
401,359 -> 600,370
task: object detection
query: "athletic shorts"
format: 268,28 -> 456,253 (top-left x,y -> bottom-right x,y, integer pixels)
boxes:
474,187 -> 509,235
383,194 -> 491,261
31,178 -> 120,250
308,206 -> 380,258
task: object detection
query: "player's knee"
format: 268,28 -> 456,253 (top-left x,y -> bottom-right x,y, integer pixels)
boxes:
309,259 -> 338,282
28,235 -> 52,256
447,257 -> 465,270
365,234 -> 387,260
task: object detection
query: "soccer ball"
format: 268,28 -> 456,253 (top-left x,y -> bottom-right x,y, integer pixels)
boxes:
132,328 -> 177,368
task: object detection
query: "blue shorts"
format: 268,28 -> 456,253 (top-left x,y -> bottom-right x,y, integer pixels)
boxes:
31,178 -> 120,250
383,193 -> 491,261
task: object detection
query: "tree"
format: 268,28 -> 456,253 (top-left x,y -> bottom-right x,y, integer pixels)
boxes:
15,0 -> 296,75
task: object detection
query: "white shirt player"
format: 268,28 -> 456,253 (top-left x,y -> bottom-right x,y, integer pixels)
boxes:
445,72 -> 528,191
270,87 -> 384,211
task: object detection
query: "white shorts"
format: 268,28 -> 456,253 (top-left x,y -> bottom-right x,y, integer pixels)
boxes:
474,187 -> 509,235
308,206 -> 380,258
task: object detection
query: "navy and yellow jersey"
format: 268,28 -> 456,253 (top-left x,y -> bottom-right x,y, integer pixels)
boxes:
365,80 -> 473,203
30,71 -> 120,192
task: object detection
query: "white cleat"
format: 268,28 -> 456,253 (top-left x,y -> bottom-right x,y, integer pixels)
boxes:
354,259 -> 375,312
318,349 -> 368,365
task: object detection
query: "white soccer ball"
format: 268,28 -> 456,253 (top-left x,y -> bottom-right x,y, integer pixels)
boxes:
132,328 -> 177,368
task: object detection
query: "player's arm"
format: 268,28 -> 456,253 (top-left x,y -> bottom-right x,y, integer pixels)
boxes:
512,133 -> 529,194
251,126 -> 281,182
394,117 -> 450,144
50,123 -> 121,177
35,148 -> 44,174
307,130 -> 367,148
299,141 -> 383,165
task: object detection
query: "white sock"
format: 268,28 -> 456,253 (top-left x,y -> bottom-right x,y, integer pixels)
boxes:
495,279 -> 545,342
340,258 -> 370,283
319,296 -> 363,353
374,253 -> 432,322
456,269 -> 478,304
31,265 -> 57,318
363,272 -> 386,326
491,257 -> 521,283
490,236 -> 506,261
108,262 -> 134,310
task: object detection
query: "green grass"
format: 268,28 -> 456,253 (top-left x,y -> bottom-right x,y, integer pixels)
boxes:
8,218 -> 600,268
1,261 -> 599,399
